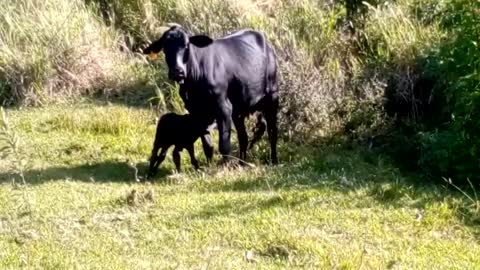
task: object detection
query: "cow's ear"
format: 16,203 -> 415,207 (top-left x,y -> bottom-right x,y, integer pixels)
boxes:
189,35 -> 213,48
143,36 -> 164,59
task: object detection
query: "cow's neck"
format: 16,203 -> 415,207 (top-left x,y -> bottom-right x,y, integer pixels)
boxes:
186,44 -> 208,82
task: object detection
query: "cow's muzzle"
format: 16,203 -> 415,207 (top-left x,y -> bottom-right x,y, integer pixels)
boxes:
169,71 -> 185,84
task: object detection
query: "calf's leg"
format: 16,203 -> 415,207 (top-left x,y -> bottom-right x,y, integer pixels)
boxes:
148,146 -> 168,178
172,146 -> 182,173
186,144 -> 200,170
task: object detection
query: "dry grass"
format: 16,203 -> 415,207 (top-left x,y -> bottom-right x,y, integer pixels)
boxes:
362,0 -> 444,65
0,0 -> 155,106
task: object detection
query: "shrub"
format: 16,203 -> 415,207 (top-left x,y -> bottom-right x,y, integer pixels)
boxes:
416,0 -> 480,184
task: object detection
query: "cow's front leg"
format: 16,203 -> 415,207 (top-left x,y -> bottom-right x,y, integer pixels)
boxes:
215,97 -> 232,163
232,114 -> 248,161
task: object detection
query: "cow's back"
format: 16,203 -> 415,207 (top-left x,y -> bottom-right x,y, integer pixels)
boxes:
211,30 -> 274,109
214,30 -> 267,71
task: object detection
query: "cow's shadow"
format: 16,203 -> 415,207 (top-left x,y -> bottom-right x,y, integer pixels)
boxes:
0,161 -> 171,185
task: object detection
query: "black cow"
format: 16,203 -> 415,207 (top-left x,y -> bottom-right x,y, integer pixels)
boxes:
147,112 -> 214,178
143,26 -> 279,164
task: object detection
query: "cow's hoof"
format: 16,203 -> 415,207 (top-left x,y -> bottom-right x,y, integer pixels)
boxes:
218,157 -> 230,166
217,158 -> 235,169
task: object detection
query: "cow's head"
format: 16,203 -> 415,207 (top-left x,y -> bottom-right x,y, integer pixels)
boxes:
143,26 -> 213,84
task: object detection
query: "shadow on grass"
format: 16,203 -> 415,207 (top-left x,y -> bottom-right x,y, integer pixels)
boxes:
181,143 -> 479,239
188,194 -> 308,220
0,161 -> 169,184
197,143 -> 451,209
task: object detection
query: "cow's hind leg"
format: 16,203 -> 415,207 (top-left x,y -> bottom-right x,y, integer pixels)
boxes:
233,115 -> 248,161
249,113 -> 267,150
263,94 -> 279,164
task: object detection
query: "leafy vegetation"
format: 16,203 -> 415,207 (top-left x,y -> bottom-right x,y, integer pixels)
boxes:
415,0 -> 480,183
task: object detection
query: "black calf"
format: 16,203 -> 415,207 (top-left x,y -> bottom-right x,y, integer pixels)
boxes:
147,113 -> 213,178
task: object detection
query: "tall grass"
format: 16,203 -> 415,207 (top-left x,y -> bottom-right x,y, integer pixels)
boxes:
362,1 -> 444,65
357,0 -> 445,124
0,0 -> 156,106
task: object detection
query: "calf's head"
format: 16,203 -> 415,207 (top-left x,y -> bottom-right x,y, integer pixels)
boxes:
143,26 -> 213,84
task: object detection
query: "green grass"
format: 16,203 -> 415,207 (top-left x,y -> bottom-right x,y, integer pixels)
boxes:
1,104 -> 479,269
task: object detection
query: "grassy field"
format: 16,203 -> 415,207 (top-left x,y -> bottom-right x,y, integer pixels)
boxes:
1,103 -> 479,269
1,0 -> 479,268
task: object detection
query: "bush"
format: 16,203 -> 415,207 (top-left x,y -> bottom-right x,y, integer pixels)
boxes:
416,0 -> 480,184
260,2 -> 358,141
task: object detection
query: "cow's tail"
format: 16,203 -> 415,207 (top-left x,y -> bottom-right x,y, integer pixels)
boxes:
266,41 -> 278,98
